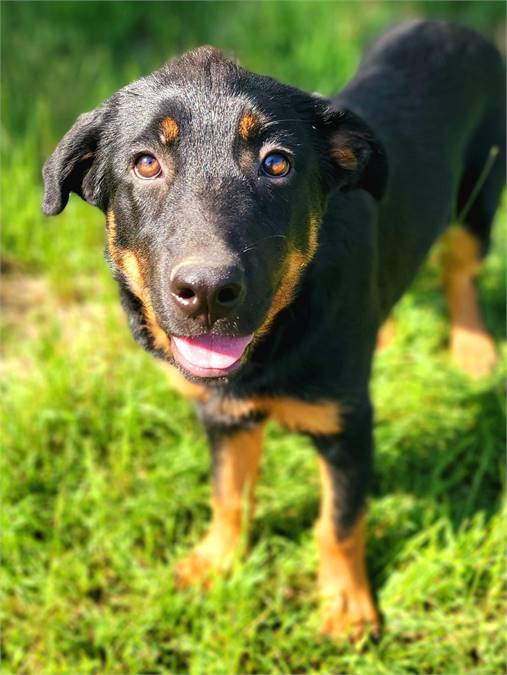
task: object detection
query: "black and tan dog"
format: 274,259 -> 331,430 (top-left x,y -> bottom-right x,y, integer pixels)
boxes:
42,20 -> 505,640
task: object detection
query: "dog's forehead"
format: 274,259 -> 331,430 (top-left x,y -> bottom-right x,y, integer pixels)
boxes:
116,47 -> 310,144
161,87 -> 254,141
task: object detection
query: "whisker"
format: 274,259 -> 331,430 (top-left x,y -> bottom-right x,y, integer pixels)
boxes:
262,119 -> 308,127
240,234 -> 287,255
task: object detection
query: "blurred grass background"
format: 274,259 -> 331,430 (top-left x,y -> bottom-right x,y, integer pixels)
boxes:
1,2 -> 506,673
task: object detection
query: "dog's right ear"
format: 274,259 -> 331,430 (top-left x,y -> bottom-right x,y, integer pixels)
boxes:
42,106 -> 108,215
314,104 -> 389,201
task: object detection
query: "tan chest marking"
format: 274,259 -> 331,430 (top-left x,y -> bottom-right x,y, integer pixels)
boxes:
216,396 -> 342,435
161,363 -> 341,434
266,397 -> 341,434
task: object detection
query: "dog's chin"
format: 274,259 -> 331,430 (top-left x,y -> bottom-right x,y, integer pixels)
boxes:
170,334 -> 254,382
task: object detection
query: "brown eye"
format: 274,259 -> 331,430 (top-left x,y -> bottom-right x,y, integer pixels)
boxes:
134,154 -> 162,179
261,152 -> 291,178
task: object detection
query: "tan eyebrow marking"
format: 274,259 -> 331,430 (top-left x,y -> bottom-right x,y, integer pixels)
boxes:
159,117 -> 179,144
238,112 -> 258,141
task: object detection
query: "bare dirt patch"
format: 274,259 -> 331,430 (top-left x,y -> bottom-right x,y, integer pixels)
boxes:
1,272 -> 123,378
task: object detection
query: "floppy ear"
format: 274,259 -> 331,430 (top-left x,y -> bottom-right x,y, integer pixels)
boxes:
42,107 -> 107,215
318,108 -> 388,201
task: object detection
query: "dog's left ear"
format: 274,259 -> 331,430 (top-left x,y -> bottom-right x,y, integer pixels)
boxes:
316,107 -> 388,201
42,106 -> 108,215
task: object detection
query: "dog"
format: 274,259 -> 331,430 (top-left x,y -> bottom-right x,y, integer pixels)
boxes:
42,20 -> 505,641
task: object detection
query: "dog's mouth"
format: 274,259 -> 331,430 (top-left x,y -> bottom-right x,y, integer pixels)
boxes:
171,334 -> 254,379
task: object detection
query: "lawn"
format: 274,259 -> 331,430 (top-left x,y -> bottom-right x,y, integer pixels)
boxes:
1,2 -> 506,673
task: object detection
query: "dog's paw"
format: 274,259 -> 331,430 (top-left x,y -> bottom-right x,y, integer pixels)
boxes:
174,549 -> 218,589
451,326 -> 498,379
174,532 -> 239,589
319,590 -> 381,643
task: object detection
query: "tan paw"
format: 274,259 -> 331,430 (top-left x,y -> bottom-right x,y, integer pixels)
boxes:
174,549 -> 218,589
174,530 -> 240,589
319,590 -> 381,643
451,326 -> 498,379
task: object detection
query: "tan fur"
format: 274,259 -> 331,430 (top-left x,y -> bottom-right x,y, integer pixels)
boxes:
159,116 -> 179,143
238,112 -> 257,140
332,146 -> 359,171
107,207 -> 323,364
106,209 -> 119,261
160,375 -> 342,433
441,226 -> 482,280
175,424 -> 265,587
376,317 -> 397,351
212,396 -> 342,435
106,210 -> 172,356
142,292 -> 173,355
214,397 -> 259,419
316,458 -> 379,641
266,397 -> 341,434
306,211 -> 320,262
257,212 -> 321,337
120,250 -> 144,296
256,250 -> 307,337
159,362 -> 209,401
441,226 -> 497,378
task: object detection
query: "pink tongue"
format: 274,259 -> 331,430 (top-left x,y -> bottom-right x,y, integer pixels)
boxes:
172,335 -> 253,370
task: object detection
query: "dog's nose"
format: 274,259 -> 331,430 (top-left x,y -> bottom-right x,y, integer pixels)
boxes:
170,264 -> 245,325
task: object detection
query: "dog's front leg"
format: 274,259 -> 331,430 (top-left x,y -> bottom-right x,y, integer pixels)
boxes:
312,401 -> 380,642
175,414 -> 265,588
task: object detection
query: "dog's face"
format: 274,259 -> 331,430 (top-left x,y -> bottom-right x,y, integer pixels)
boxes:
43,47 -> 386,381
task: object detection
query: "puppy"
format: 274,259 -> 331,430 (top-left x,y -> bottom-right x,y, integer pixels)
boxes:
42,20 -> 505,640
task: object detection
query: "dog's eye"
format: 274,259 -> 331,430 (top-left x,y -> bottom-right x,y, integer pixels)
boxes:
260,153 -> 291,178
134,154 -> 162,179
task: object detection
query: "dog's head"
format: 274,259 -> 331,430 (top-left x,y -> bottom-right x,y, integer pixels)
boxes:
43,47 -> 387,382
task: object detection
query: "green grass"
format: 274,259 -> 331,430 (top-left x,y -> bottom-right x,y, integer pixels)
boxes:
1,2 -> 506,673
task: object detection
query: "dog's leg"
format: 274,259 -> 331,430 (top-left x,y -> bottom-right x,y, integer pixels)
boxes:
376,316 -> 396,351
441,226 -> 497,378
175,421 -> 265,587
313,403 -> 380,642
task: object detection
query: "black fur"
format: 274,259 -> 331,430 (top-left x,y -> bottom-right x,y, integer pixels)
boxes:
43,21 -> 505,541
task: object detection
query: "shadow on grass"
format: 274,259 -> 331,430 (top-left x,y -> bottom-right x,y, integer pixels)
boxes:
251,376 -> 504,595
253,495 -> 320,543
